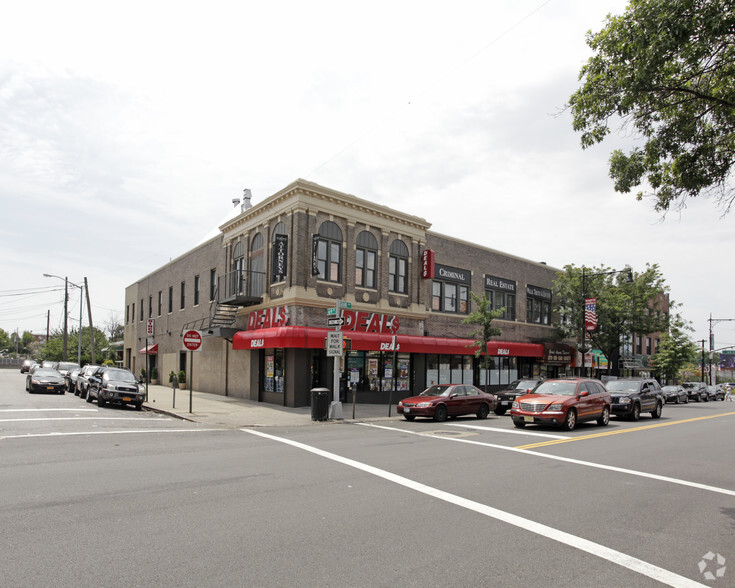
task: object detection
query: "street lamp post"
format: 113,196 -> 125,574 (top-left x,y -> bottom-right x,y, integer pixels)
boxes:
44,274 -> 83,365
580,266 -> 633,377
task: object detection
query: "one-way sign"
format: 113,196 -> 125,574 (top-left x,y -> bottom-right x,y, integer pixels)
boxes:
327,317 -> 345,327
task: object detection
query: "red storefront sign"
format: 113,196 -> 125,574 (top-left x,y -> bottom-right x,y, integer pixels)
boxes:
233,326 -> 544,357
248,306 -> 290,330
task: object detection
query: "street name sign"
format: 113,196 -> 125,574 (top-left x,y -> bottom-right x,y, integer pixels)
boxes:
327,317 -> 345,327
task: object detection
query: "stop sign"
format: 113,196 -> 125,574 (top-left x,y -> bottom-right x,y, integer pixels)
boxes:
183,330 -> 202,351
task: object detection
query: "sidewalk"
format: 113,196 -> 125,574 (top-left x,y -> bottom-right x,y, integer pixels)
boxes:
142,383 -> 401,428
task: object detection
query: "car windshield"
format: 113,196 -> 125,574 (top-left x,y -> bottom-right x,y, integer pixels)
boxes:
682,383 -> 699,389
103,369 -> 137,383
662,386 -> 678,392
34,368 -> 61,378
512,380 -> 538,390
419,385 -> 452,397
532,381 -> 577,396
605,381 -> 639,392
58,362 -> 79,371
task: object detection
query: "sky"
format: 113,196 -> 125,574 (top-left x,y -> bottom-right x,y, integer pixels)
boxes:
1,0 -> 733,352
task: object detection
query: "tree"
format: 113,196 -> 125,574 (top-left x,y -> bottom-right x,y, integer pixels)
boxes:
103,311 -> 124,341
648,315 -> 698,383
462,292 -> 504,389
0,328 -> 11,353
553,264 -> 670,375
569,0 -> 735,213
40,326 -> 108,365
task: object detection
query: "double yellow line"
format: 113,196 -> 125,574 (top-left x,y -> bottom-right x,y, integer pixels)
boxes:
516,411 -> 735,450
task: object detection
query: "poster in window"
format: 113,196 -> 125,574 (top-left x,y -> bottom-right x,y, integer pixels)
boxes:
272,235 -> 288,282
368,359 -> 378,377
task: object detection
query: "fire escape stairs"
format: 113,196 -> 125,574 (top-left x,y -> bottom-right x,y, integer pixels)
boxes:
210,302 -> 239,328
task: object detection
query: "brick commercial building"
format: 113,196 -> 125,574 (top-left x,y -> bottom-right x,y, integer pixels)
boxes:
124,179 -> 576,408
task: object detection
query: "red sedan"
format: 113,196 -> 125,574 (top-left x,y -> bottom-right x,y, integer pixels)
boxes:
397,384 -> 496,422
510,378 -> 611,431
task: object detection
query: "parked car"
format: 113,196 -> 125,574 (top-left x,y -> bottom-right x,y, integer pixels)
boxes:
75,364 -> 100,398
510,377 -> 611,431
493,378 -> 544,415
662,385 -> 688,404
606,378 -> 664,420
20,359 -> 34,373
397,384 -> 496,422
705,385 -> 725,401
65,367 -> 81,392
682,382 -> 708,402
41,360 -> 59,369
57,361 -> 80,378
26,368 -> 66,394
86,367 -> 145,410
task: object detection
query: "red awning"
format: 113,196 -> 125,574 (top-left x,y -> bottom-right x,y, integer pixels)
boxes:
138,344 -> 158,354
232,327 -> 544,357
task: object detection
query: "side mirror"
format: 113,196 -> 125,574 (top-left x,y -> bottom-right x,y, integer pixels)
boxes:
579,390 -> 589,397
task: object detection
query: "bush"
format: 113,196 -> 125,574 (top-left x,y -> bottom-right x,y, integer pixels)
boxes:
178,370 -> 186,384
103,359 -> 115,366
169,371 -> 176,383
150,367 -> 158,380
140,367 -> 147,379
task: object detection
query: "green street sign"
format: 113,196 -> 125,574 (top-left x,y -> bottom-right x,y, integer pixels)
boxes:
327,308 -> 337,316
339,301 -> 351,308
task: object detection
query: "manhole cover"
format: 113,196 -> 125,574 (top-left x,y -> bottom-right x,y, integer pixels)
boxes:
425,429 -> 477,438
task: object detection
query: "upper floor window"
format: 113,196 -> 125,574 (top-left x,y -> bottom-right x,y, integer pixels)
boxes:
180,281 -> 186,310
272,222 -> 288,283
485,276 -> 516,321
526,285 -> 551,325
168,286 -> 173,314
232,241 -> 245,296
432,281 -> 469,314
389,240 -> 408,294
355,231 -> 377,289
194,275 -> 200,306
157,291 -> 162,316
139,299 -> 144,321
315,221 -> 342,283
209,268 -> 217,302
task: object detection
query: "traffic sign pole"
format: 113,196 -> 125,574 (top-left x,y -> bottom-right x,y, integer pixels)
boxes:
182,330 -> 202,413
329,299 -> 344,419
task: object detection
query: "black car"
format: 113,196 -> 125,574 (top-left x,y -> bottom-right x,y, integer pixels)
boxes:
662,385 -> 688,404
493,379 -> 544,415
87,367 -> 145,410
606,378 -> 664,420
26,368 -> 66,394
682,382 -> 708,402
20,359 -> 34,373
75,364 -> 100,398
705,386 -> 725,401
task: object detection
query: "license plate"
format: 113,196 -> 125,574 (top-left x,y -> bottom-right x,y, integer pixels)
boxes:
501,401 -> 510,406
47,386 -> 54,390
524,416 -> 534,423
122,397 -> 131,402
404,408 -> 410,413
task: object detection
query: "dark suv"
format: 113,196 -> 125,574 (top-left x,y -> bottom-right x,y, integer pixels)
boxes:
87,367 -> 145,410
606,378 -> 664,420
494,379 -> 544,415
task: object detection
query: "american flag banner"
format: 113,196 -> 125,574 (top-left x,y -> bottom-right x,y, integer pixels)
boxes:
584,298 -> 597,331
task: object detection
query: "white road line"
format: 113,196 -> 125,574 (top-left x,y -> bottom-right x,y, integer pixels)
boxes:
0,417 -> 160,423
358,423 -> 735,498
448,423 -> 567,438
0,408 -> 99,413
0,429 -> 222,440
242,428 -> 705,588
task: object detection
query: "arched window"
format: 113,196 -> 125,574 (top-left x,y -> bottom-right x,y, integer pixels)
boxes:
232,241 -> 245,295
250,233 -> 264,296
389,239 -> 409,294
315,221 -> 343,282
355,231 -> 378,288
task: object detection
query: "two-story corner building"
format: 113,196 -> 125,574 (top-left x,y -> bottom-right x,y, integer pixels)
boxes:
124,179 -> 575,408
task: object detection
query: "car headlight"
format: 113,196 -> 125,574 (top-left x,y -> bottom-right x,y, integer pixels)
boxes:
416,402 -> 432,408
397,401 -> 403,407
617,397 -> 631,404
512,400 -> 519,408
548,403 -> 563,411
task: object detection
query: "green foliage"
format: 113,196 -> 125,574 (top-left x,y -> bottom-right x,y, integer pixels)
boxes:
40,326 -> 109,364
648,316 -> 697,382
569,0 -> 735,212
462,292 -> 504,370
178,370 -> 186,384
169,371 -> 176,383
102,359 -> 115,366
140,367 -> 147,379
553,264 -> 671,374
0,328 -> 12,352
150,367 -> 158,380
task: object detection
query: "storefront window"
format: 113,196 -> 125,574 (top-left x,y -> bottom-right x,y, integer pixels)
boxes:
264,348 -> 284,393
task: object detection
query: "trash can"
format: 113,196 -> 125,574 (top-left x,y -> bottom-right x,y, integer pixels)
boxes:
310,387 -> 330,421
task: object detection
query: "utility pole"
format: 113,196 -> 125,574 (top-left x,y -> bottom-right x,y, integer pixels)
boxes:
85,277 -> 95,364
698,340 -> 706,382
708,314 -> 735,385
63,276 -> 69,361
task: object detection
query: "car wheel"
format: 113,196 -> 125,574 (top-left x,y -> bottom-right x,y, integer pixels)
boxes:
562,409 -> 577,431
86,393 -> 93,403
703,394 -> 709,402
513,420 -> 526,428
135,403 -> 143,411
493,406 -> 507,416
98,398 -> 106,408
630,404 -> 641,421
597,406 -> 610,426
675,397 -> 679,404
684,396 -> 689,404
650,402 -> 662,419
403,415 -> 415,421
433,405 -> 448,422
476,403 -> 490,420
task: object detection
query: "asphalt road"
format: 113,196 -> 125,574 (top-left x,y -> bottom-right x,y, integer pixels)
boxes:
1,369 -> 734,587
